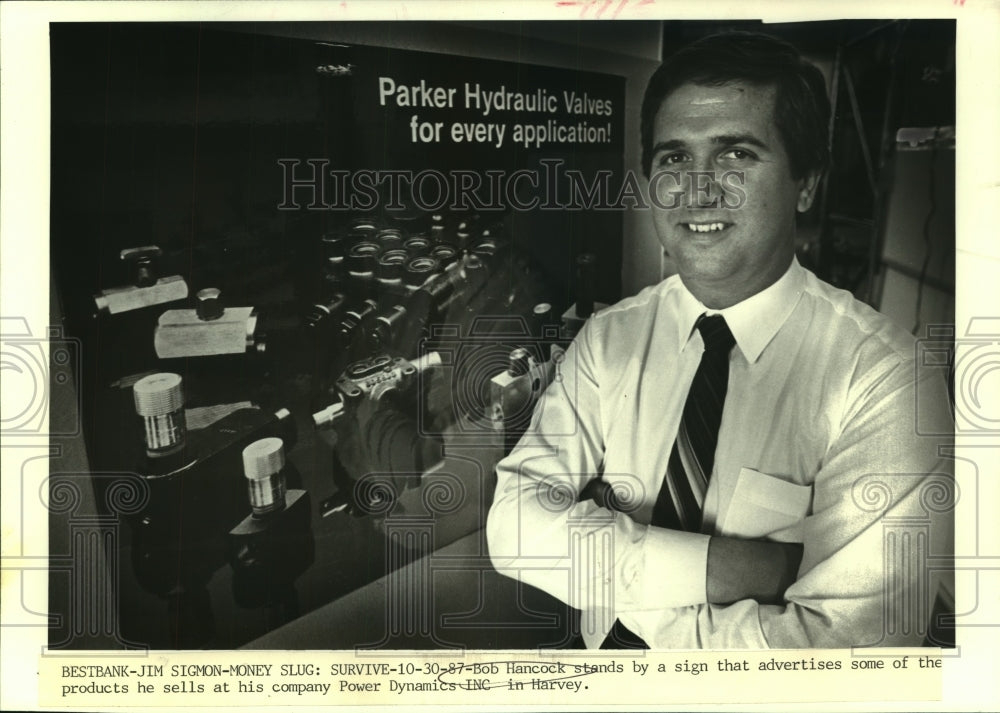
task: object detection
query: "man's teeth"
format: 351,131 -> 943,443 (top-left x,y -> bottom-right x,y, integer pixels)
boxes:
687,222 -> 726,233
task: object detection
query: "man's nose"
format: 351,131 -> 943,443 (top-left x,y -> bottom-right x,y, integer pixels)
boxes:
684,167 -> 724,209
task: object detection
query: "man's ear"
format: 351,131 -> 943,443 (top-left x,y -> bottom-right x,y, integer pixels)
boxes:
796,170 -> 822,213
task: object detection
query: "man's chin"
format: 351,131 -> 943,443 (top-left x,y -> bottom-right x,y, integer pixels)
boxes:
674,261 -> 738,287
669,242 -> 735,275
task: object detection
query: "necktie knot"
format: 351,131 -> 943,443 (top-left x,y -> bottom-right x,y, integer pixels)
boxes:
696,314 -> 735,353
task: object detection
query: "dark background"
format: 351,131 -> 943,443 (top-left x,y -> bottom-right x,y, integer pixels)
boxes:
48,22 -> 626,649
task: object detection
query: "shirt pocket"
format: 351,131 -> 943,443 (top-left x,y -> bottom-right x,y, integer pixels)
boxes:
720,467 -> 813,542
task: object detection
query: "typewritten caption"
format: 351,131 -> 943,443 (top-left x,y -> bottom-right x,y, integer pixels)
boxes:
41,651 -> 943,705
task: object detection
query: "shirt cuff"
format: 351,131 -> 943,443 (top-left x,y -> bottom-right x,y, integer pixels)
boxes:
631,526 -> 711,612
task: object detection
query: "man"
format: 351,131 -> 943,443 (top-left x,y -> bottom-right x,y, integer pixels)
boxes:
487,32 -> 953,649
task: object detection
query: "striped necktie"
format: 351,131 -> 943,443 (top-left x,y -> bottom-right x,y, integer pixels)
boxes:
651,314 -> 736,531
601,314 -> 737,649
599,314 -> 736,649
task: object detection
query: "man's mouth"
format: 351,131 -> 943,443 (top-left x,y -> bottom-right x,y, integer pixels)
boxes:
682,221 -> 731,234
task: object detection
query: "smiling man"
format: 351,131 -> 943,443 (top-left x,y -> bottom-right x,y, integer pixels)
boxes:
487,32 -> 953,649
649,78 -> 819,310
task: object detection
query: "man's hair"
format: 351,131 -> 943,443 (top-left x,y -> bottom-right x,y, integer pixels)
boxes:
640,31 -> 831,180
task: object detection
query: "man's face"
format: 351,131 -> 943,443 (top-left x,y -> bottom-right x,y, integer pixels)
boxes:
648,81 -> 819,308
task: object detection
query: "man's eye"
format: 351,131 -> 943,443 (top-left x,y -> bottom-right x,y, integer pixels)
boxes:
721,148 -> 755,161
657,152 -> 688,166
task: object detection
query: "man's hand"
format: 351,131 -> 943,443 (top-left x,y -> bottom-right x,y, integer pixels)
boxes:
579,477 -> 622,510
707,537 -> 803,605
579,477 -> 803,605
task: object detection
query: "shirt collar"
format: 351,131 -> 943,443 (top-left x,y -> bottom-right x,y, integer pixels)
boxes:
673,257 -> 806,363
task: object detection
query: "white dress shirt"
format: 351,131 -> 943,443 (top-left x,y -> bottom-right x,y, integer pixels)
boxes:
487,258 -> 953,648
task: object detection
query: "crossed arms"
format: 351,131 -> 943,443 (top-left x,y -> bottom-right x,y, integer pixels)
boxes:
487,314 -> 954,648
